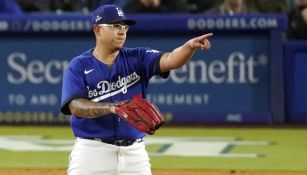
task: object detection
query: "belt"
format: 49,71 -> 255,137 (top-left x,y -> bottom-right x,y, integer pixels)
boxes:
80,137 -> 143,146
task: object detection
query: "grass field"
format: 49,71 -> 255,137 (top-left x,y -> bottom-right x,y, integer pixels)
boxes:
0,126 -> 306,173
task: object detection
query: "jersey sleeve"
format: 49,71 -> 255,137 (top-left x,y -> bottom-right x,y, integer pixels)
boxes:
61,60 -> 87,115
141,47 -> 170,79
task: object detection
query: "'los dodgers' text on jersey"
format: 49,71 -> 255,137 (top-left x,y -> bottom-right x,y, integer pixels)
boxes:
88,72 -> 140,102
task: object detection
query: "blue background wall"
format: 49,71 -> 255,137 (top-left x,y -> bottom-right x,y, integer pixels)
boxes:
1,14 -> 301,124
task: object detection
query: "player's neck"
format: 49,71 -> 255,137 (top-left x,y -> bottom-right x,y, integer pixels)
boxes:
92,47 -> 118,65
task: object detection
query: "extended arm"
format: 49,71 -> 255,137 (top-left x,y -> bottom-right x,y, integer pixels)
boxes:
69,98 -> 116,118
159,33 -> 213,72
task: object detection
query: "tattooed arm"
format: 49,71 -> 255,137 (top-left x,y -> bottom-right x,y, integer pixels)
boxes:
69,98 -> 116,118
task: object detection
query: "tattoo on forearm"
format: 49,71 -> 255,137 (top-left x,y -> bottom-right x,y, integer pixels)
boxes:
69,98 -> 113,118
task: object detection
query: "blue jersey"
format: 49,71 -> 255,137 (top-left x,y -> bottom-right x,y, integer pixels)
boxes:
61,47 -> 169,141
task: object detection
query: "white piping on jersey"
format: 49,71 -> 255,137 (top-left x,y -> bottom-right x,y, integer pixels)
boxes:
91,74 -> 140,102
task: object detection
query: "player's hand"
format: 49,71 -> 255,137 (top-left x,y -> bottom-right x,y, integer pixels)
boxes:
187,33 -> 213,51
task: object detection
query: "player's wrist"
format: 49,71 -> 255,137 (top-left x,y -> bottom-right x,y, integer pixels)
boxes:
109,104 -> 116,114
185,40 -> 197,51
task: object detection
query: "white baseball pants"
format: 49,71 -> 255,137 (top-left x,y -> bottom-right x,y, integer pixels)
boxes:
68,138 -> 151,175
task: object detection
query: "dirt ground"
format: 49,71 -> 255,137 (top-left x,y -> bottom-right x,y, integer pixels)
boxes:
0,169 -> 306,175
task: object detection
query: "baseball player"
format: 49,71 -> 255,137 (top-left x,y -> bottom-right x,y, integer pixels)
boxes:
61,4 -> 212,175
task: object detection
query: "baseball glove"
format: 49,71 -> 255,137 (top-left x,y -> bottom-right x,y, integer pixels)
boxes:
115,94 -> 164,135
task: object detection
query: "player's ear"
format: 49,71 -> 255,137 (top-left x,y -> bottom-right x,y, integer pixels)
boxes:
93,25 -> 102,37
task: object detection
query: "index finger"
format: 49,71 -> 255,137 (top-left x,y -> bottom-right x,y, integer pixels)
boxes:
197,33 -> 213,40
